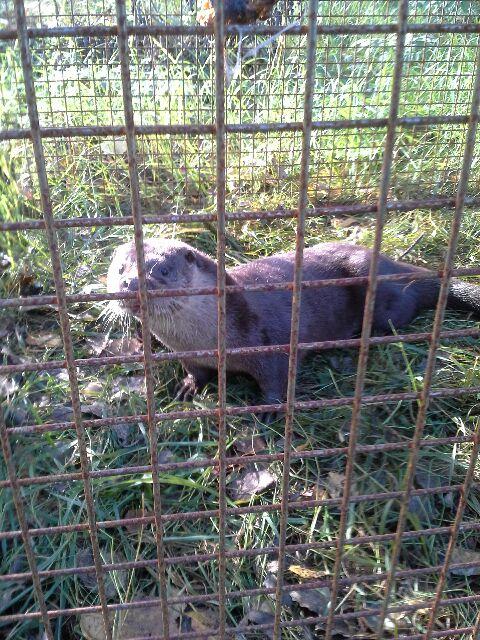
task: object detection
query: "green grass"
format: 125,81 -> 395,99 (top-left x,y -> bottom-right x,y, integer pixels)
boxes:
1,1 -> 480,638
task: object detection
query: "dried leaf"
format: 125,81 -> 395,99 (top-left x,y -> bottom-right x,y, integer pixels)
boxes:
239,610 -> 274,640
80,598 -> 178,639
228,465 -> 275,501
263,573 -> 292,606
326,471 -> 346,499
0,375 -> 19,397
26,332 -> 62,348
450,547 -> 480,576
111,375 -> 145,399
80,402 -> 108,418
290,586 -> 330,615
86,334 -> 110,356
123,508 -> 154,532
183,606 -> 218,640
234,434 -> 267,455
104,337 -> 143,356
82,381 -> 104,397
50,404 -> 73,422
288,565 -> 327,580
76,548 -> 126,599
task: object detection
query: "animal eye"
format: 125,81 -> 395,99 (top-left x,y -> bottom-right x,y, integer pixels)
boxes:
119,264 -> 125,275
161,267 -> 169,276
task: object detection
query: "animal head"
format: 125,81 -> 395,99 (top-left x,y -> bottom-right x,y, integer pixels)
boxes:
106,238 -> 210,318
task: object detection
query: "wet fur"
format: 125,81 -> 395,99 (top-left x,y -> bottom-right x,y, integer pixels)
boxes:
107,239 -> 480,404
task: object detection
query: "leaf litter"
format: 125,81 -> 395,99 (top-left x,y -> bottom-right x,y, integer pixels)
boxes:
228,464 -> 275,501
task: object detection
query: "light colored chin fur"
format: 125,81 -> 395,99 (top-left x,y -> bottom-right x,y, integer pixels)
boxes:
149,269 -> 219,352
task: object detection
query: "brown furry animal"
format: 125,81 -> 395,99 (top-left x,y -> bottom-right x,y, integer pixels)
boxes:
107,238 -> 480,408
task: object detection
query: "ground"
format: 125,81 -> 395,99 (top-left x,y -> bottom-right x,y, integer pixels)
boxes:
1,1 -> 480,639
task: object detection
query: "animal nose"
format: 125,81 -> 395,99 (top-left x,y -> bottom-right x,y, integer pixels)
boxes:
122,278 -> 139,292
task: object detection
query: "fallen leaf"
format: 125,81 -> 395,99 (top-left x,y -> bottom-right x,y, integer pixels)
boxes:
123,508 -> 154,532
234,434 -> 267,455
26,332 -> 62,348
182,605 -> 218,640
111,375 -> 145,399
86,334 -> 110,356
228,465 -> 275,501
326,471 -> 346,499
450,547 -> 480,576
80,597 -> 178,639
80,402 -> 108,418
0,375 -> 19,397
50,404 -> 74,422
82,381 -> 103,397
288,565 -> 327,580
263,573 -> 292,606
290,587 -> 330,615
332,216 -> 359,229
76,548 -> 126,599
238,610 -> 274,640
104,337 -> 143,356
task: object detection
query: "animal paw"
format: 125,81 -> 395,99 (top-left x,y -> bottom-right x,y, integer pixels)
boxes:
174,374 -> 199,402
256,411 -> 277,426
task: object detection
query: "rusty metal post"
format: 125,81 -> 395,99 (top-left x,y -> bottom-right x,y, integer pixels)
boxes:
375,33 -> 480,640
214,0 -> 228,636
114,0 -> 170,637
0,413 -> 54,640
271,0 -> 319,638
325,2 -> 409,637
13,1 -> 113,637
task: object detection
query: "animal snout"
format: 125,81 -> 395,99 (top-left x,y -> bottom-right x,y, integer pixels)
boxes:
121,277 -> 139,292
121,276 -> 160,291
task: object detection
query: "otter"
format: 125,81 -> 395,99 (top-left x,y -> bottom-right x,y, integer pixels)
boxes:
106,238 -> 480,406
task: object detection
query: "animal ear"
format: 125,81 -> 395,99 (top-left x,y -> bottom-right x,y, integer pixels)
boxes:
185,250 -> 195,264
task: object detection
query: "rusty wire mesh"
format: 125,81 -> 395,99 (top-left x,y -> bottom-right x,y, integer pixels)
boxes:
1,0 -> 480,639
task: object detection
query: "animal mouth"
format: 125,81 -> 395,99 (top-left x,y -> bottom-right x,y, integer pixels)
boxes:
120,297 -> 141,315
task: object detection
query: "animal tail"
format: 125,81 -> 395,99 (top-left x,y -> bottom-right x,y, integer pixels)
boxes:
413,277 -> 480,317
447,279 -> 480,316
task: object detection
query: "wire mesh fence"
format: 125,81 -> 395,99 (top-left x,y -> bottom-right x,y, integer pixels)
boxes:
1,1 -> 480,639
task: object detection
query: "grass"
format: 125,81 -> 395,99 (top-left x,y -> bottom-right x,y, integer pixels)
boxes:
1,1 -> 480,638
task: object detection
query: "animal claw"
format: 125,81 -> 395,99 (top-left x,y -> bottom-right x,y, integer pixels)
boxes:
174,375 -> 198,402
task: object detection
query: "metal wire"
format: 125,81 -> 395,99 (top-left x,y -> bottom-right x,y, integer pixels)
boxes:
2,1 -> 480,638
325,2 -> 409,635
213,0 -> 227,636
12,1 -> 112,637
272,0 -> 318,636
114,0 -> 170,636
375,34 -> 480,638
0,413 -> 54,640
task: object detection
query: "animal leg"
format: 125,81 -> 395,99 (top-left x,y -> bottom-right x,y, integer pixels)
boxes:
174,364 -> 214,401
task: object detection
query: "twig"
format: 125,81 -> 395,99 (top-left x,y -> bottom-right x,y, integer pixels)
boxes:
399,232 -> 426,259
